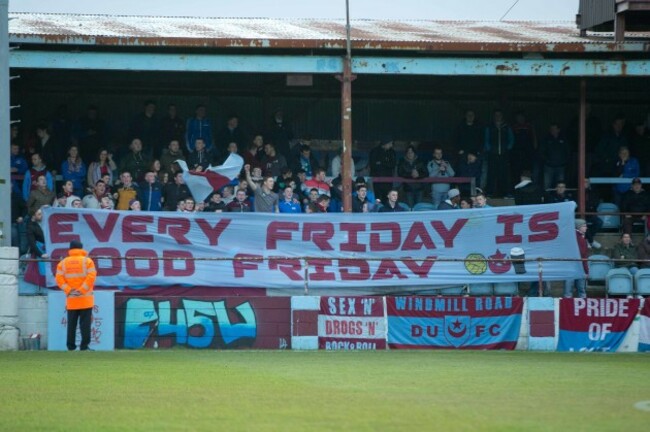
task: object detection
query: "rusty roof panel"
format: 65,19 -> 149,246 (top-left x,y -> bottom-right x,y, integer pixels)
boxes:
8,13 -> 650,52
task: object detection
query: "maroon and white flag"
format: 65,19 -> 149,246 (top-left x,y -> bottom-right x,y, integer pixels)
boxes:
177,154 -> 243,202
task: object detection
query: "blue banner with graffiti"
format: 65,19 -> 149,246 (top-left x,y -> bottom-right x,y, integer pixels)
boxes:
115,296 -> 291,349
386,296 -> 523,349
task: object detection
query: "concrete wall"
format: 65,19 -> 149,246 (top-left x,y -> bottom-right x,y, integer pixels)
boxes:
15,294 -> 645,351
0,247 -> 19,350
17,295 -> 48,349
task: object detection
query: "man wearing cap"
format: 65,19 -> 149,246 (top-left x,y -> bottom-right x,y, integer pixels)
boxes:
55,240 -> 97,351
438,188 -> 461,210
621,177 -> 649,234
564,219 -> 589,298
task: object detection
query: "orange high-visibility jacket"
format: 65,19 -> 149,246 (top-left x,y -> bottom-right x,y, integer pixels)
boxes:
55,249 -> 97,310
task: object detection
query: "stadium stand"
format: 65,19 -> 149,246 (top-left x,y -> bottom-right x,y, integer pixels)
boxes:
596,203 -> 621,231
634,269 -> 650,297
587,254 -> 613,282
605,268 -> 634,297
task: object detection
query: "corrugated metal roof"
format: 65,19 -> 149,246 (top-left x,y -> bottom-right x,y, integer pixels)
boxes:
8,13 -> 650,52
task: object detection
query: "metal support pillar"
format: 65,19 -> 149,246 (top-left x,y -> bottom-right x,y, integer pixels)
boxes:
341,57 -> 353,212
0,0 -> 11,246
341,0 -> 354,212
578,79 -> 586,217
615,12 -> 626,42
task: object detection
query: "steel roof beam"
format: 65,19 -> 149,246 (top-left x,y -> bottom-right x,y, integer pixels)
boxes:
9,51 -> 650,77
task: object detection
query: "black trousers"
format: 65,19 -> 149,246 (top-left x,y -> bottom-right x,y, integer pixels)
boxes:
487,153 -> 511,198
67,308 -> 92,351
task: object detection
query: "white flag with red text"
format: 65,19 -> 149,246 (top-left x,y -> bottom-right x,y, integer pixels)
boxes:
177,154 -> 243,202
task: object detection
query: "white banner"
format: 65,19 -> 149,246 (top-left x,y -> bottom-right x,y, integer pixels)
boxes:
42,202 -> 582,289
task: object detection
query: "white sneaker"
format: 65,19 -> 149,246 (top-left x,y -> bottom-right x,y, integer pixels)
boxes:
591,240 -> 602,249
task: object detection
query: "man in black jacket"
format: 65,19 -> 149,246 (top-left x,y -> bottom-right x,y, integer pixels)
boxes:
162,172 -> 191,211
622,177 -> 649,234
513,171 -> 543,206
584,178 -> 603,249
369,139 -> 396,205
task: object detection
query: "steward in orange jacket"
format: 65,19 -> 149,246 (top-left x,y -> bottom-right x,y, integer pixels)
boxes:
56,240 -> 97,351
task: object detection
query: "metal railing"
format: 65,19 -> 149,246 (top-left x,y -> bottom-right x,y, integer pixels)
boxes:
10,254 -> 649,297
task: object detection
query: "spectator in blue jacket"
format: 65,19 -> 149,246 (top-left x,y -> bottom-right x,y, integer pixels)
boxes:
139,171 -> 163,211
60,145 -> 87,197
613,146 -> 640,205
10,142 -> 28,198
185,105 -> 214,153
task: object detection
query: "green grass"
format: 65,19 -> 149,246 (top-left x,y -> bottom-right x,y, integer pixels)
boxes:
0,351 -> 648,431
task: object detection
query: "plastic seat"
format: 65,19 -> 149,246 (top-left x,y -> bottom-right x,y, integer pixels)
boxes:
398,202 -> 411,211
588,254 -> 613,281
493,282 -> 519,296
606,268 -> 634,297
634,268 -> 650,297
412,202 -> 437,212
597,202 -> 621,231
468,283 -> 493,296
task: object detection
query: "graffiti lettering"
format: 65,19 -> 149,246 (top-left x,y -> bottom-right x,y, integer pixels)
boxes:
123,298 -> 257,349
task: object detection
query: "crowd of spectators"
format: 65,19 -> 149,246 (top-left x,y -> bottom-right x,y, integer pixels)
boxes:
8,101 -> 650,257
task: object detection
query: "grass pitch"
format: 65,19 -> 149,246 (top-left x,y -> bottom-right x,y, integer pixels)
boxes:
1,351 -> 648,431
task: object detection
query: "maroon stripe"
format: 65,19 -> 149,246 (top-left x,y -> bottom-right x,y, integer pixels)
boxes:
293,310 -> 319,336
319,296 -> 385,317
187,170 -> 231,191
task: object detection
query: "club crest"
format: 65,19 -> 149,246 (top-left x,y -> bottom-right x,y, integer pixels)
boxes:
444,315 -> 471,347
